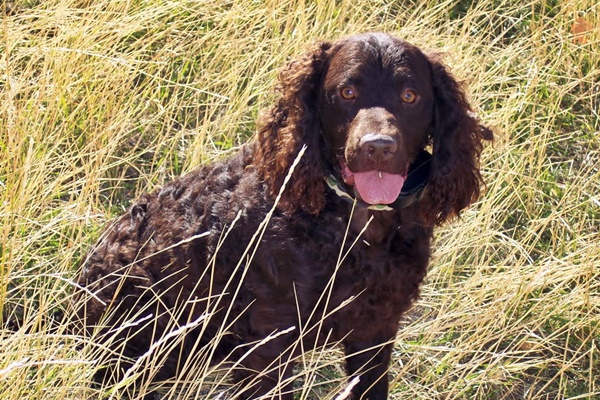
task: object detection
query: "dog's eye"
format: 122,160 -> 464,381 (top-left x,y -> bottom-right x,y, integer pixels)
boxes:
401,90 -> 417,103
340,87 -> 356,100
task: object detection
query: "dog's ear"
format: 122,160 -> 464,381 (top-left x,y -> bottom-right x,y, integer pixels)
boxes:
422,53 -> 493,225
254,41 -> 333,215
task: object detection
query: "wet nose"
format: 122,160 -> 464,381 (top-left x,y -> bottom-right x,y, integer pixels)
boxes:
359,133 -> 398,161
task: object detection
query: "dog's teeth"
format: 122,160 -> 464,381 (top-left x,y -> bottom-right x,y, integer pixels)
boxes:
378,171 -> 382,178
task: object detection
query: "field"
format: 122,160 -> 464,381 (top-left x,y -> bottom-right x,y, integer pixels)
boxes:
1,0 -> 599,399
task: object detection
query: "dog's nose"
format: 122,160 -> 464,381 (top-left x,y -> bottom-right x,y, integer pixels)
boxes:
359,133 -> 398,161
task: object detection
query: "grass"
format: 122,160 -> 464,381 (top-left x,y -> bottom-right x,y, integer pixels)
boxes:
1,0 -> 599,398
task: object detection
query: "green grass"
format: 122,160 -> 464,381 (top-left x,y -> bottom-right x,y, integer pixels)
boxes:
1,0 -> 599,398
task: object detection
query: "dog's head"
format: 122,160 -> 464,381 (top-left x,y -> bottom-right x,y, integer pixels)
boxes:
255,32 -> 492,223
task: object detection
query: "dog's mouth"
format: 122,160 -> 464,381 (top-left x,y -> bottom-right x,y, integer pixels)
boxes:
340,162 -> 408,205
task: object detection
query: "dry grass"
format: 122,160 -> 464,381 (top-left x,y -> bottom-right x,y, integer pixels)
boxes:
1,0 -> 599,398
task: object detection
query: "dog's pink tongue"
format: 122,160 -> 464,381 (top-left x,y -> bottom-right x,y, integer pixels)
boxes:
353,171 -> 405,205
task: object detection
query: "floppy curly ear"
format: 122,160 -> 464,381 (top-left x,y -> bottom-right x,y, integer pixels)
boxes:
254,42 -> 333,215
422,54 -> 493,225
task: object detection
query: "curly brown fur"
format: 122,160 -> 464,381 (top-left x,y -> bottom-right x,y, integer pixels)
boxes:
422,53 -> 494,225
254,42 -> 334,215
76,33 -> 492,400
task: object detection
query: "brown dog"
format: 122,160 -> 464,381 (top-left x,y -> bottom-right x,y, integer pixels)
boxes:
77,32 -> 492,399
